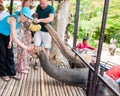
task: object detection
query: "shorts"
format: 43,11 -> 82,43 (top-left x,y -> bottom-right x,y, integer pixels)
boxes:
76,48 -> 87,54
34,31 -> 51,48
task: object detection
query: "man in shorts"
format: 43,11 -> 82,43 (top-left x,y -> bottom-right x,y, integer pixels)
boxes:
33,0 -> 54,69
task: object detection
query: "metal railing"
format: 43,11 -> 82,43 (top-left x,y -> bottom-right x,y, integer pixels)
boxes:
71,48 -> 120,96
71,0 -> 120,95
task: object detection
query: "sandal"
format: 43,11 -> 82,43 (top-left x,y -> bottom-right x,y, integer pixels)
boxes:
11,74 -> 21,80
2,76 -> 11,82
25,66 -> 30,70
21,70 -> 29,74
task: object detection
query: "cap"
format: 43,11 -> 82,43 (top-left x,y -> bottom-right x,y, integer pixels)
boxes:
21,7 -> 33,20
83,36 -> 88,41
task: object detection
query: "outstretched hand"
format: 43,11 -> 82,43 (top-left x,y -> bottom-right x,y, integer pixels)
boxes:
27,46 -> 34,51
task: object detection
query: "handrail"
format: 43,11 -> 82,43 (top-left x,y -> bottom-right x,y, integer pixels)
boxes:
71,48 -> 120,96
66,42 -> 120,96
69,46 -> 120,96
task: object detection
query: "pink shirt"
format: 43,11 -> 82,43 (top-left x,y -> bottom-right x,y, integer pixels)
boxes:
76,42 -> 95,50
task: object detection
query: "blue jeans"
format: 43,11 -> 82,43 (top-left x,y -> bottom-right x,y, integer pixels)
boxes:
76,48 -> 88,54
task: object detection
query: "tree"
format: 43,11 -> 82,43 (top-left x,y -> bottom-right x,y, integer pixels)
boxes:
50,0 -> 71,64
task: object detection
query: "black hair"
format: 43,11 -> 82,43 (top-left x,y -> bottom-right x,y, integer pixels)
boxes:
83,36 -> 88,42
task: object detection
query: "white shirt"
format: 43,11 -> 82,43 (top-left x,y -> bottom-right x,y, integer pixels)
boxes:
0,10 -> 9,21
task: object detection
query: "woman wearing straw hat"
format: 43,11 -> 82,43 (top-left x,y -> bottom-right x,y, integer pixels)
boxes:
0,7 -> 33,81
14,0 -> 34,74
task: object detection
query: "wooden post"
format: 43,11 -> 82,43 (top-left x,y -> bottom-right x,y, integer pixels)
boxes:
10,0 -> 13,15
73,0 -> 80,48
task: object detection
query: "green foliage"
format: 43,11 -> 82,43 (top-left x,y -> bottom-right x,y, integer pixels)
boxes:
4,4 -> 17,13
68,0 -> 120,46
89,38 -> 97,48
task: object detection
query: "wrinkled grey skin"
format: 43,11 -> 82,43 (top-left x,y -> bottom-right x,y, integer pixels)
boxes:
38,50 -> 119,96
38,50 -> 88,87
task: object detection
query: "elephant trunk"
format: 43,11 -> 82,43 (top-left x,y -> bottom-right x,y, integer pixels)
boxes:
38,50 -> 88,88
37,50 -> 119,96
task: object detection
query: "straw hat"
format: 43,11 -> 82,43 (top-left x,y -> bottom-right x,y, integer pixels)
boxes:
21,7 -> 34,20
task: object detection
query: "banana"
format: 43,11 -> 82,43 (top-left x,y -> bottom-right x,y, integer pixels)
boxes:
37,25 -> 41,30
32,25 -> 35,31
31,25 -> 36,32
34,26 -> 38,32
29,23 -> 33,29
36,25 -> 41,31
29,23 -> 41,32
34,25 -> 39,32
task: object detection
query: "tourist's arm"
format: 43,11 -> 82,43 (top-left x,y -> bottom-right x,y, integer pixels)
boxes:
8,17 -> 32,50
34,14 -> 54,23
87,45 -> 95,50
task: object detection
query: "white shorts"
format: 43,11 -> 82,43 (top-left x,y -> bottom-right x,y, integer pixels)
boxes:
34,31 -> 52,48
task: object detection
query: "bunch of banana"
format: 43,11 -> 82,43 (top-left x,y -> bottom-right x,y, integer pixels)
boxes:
29,23 -> 41,32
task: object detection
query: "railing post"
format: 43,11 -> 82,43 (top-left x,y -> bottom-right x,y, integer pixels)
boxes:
86,70 -> 93,96
91,0 -> 110,96
73,0 -> 80,48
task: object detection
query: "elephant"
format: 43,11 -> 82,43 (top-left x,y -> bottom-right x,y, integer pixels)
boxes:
109,38 -> 117,56
35,49 -> 120,96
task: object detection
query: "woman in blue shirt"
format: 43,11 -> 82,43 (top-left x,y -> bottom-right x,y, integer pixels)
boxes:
0,7 -> 33,81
